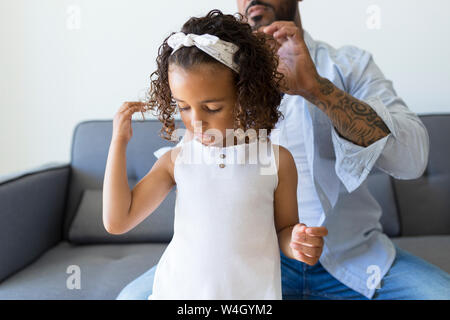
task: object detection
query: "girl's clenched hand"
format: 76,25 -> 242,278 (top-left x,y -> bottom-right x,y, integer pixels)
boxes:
289,223 -> 328,266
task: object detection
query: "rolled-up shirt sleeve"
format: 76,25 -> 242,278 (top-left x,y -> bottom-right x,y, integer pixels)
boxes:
331,49 -> 430,193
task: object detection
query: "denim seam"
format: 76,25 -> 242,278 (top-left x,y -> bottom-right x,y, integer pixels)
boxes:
302,263 -> 308,296
304,290 -> 364,300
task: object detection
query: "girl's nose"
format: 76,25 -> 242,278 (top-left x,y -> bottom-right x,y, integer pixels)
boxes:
190,111 -> 206,128
191,121 -> 208,134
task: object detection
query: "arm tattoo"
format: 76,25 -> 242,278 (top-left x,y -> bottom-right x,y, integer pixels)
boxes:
306,76 -> 391,147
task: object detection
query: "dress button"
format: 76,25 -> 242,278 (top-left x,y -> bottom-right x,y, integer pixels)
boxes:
219,163 -> 226,168
220,154 -> 226,159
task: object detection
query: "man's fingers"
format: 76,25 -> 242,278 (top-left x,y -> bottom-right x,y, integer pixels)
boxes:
261,21 -> 296,35
255,25 -> 266,33
260,21 -> 304,45
273,26 -> 298,40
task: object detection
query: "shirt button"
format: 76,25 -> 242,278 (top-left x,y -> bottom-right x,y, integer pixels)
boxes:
220,154 -> 226,159
219,163 -> 226,168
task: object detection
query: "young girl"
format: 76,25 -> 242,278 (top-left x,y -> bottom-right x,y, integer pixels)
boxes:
103,10 -> 323,300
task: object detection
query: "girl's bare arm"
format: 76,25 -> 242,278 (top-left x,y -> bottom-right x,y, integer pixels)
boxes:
102,143 -> 179,235
273,144 -> 328,265
102,101 -> 180,235
273,145 -> 300,260
125,147 -> 179,233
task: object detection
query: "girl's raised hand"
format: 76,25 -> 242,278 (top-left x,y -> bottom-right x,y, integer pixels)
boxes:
112,101 -> 146,144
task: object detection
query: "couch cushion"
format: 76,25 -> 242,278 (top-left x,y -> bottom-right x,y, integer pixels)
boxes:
0,242 -> 167,299
68,188 -> 175,244
1,237 -> 448,299
391,235 -> 450,273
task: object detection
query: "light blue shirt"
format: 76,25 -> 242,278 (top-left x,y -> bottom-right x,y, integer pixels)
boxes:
275,30 -> 429,298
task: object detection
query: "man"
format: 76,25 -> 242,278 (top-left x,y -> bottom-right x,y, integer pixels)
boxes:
234,0 -> 450,299
117,0 -> 450,299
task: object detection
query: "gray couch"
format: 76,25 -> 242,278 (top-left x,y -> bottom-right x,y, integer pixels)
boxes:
0,115 -> 449,299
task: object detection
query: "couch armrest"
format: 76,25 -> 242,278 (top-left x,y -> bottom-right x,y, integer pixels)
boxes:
0,162 -> 71,283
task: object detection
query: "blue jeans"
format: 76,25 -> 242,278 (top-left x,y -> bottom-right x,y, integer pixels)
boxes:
116,244 -> 450,300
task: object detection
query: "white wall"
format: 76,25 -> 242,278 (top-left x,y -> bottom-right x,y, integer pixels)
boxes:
1,0 -> 449,176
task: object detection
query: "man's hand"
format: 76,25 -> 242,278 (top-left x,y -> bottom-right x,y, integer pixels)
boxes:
259,21 -> 319,97
289,223 -> 328,266
259,21 -> 390,147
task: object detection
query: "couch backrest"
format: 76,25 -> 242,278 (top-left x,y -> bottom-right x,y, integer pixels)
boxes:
366,114 -> 450,237
64,115 -> 449,242
390,114 -> 450,236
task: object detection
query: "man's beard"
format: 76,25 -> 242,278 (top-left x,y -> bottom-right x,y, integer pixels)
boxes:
245,0 -> 298,31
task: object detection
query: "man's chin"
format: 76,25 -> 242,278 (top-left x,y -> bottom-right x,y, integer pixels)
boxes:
246,7 -> 276,31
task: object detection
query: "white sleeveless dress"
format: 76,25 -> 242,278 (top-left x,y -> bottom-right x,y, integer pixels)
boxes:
148,136 -> 282,300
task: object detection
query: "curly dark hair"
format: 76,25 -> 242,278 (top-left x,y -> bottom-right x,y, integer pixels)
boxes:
143,9 -> 284,142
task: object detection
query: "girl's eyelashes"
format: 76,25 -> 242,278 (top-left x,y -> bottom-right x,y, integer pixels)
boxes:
178,105 -> 223,113
204,107 -> 223,113
178,106 -> 190,112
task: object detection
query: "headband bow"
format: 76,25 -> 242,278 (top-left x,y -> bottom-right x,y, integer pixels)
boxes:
167,32 -> 240,73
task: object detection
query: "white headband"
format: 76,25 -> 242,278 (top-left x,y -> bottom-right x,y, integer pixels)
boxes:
167,32 -> 240,73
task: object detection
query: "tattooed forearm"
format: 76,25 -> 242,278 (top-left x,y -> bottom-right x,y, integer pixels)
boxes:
305,76 -> 390,147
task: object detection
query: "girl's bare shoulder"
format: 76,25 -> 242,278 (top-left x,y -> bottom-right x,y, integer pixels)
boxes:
158,145 -> 183,183
270,143 -> 296,175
